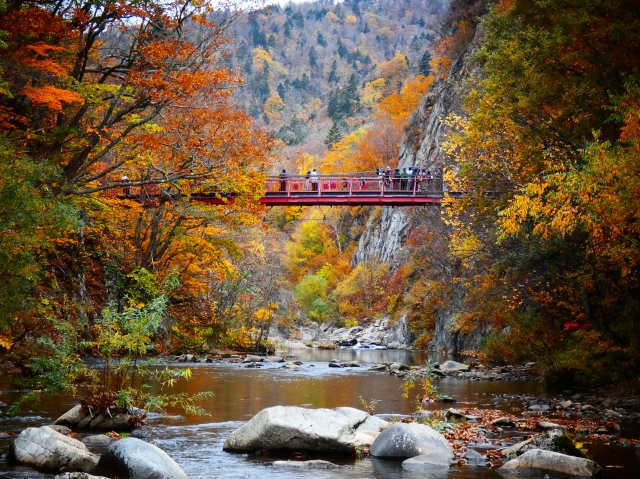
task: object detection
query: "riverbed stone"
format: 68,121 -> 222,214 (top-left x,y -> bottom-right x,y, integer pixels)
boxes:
402,453 -> 452,470
10,426 -> 98,473
223,406 -> 358,453
273,460 -> 345,469
54,405 -> 131,431
502,430 -> 585,460
499,449 -> 602,477
94,437 -> 188,479
55,474 -> 110,479
333,407 -> 369,426
438,361 -> 470,372
369,422 -> 454,460
492,417 -> 516,428
81,435 -> 115,448
356,415 -> 388,433
537,421 -> 565,431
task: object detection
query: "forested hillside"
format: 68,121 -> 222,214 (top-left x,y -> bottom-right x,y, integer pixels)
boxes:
228,0 -> 443,158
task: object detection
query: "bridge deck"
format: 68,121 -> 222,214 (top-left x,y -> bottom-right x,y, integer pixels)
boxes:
105,175 -> 444,206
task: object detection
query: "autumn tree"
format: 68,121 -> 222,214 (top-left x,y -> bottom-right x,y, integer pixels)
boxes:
442,0 -> 640,383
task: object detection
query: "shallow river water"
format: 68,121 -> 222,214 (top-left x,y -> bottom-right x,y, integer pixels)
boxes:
1,348 -> 639,478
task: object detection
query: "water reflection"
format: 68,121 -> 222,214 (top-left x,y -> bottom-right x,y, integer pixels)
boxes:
1,349 -> 639,479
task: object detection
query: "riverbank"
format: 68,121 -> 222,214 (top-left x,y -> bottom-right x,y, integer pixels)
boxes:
2,348 -> 640,478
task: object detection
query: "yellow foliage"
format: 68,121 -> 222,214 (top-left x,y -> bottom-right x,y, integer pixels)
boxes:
362,78 -> 386,107
345,15 -> 357,25
325,11 -> 339,23
252,48 -> 288,76
378,51 -> 407,79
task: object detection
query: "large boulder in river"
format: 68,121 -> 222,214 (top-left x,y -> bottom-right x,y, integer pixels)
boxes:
502,430 -> 585,460
438,360 -> 470,372
369,422 -> 454,461
10,426 -> 98,473
499,449 -> 602,477
223,406 -> 359,453
94,437 -> 188,479
54,404 -> 132,431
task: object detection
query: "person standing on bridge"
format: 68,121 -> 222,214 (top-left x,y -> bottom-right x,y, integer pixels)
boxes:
279,169 -> 288,192
121,175 -> 131,195
401,168 -> 408,191
311,169 -> 319,192
304,171 -> 311,191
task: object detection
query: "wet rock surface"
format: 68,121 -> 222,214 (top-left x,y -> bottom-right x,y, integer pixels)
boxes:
369,422 -> 454,460
10,426 -> 99,473
499,448 -> 602,477
223,406 -> 370,453
94,437 -> 189,479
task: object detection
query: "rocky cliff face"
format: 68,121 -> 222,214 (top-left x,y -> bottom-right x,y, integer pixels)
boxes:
353,52 -> 469,266
353,45 -> 481,353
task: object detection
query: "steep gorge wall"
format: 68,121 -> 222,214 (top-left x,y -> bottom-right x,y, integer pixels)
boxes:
353,46 -> 481,353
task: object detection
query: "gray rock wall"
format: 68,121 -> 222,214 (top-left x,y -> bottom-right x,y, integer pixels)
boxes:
352,45 -> 482,353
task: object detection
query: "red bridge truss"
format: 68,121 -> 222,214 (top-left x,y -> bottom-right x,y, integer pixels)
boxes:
106,175 -> 444,207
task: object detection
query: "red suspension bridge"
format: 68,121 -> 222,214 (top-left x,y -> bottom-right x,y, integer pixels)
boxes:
106,174 -> 444,207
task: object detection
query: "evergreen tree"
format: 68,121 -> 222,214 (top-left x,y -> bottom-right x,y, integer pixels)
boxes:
317,32 -> 327,47
327,90 -> 340,118
419,50 -> 432,76
346,72 -> 360,114
277,83 -> 286,101
337,39 -> 348,58
328,60 -> 339,83
325,122 -> 343,149
309,47 -> 318,69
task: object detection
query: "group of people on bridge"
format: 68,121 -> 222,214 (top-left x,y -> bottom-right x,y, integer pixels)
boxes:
277,166 -> 435,193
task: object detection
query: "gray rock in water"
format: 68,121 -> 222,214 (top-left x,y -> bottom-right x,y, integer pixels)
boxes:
528,404 -> 550,412
492,417 -> 516,428
81,435 -> 115,448
273,460 -> 347,469
54,405 -> 86,426
445,408 -> 466,419
94,437 -> 188,479
369,364 -> 388,371
266,356 -> 285,363
501,430 -> 583,460
499,449 -> 602,477
10,426 -> 98,473
46,425 -> 72,434
55,474 -> 110,479
344,361 -> 360,367
402,453 -> 452,470
369,422 -> 454,460
333,407 -> 368,426
537,421 -> 565,431
54,404 -> 131,431
462,449 -> 486,465
243,355 -> 264,363
439,360 -> 470,372
356,415 -> 388,433
223,406 -> 357,453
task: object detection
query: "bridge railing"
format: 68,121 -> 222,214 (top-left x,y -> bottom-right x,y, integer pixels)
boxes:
265,175 -> 443,196
102,175 -> 444,200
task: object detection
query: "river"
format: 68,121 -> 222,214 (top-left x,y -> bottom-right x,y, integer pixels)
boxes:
1,348 -> 639,478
